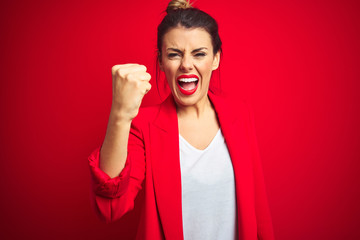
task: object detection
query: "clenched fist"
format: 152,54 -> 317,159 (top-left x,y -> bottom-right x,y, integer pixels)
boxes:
110,64 -> 152,121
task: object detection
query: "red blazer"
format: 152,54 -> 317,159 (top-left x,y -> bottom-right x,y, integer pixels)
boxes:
88,91 -> 274,240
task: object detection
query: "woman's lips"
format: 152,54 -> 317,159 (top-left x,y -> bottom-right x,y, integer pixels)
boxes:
176,74 -> 199,95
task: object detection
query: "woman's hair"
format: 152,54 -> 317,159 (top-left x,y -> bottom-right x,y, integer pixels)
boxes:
156,0 -> 223,97
157,0 -> 222,57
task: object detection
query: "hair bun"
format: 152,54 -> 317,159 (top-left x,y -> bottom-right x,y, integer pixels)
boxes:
166,0 -> 193,13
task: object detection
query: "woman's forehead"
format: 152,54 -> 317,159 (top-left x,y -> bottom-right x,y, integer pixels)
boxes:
162,27 -> 212,50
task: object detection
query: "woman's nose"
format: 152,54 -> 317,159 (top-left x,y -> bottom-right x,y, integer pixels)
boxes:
180,55 -> 193,72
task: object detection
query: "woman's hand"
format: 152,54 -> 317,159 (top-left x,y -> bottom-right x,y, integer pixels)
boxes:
111,64 -> 152,121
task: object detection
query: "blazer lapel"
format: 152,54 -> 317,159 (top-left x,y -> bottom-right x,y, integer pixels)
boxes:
209,92 -> 256,239
150,95 -> 184,240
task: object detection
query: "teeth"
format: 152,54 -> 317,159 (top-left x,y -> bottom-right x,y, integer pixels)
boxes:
178,78 -> 198,83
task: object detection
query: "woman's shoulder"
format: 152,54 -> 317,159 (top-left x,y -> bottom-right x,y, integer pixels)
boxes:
132,95 -> 174,127
132,103 -> 162,125
210,91 -> 251,119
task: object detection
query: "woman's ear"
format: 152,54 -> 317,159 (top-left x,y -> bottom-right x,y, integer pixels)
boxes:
212,51 -> 221,70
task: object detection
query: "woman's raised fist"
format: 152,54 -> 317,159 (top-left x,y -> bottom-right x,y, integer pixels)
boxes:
110,64 -> 152,121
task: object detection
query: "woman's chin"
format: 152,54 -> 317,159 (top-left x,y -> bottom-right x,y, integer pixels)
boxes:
172,88 -> 208,108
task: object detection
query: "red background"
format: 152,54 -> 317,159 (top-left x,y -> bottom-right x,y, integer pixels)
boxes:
1,0 -> 359,239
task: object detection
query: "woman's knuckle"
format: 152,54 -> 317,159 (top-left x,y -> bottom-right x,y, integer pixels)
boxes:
112,65 -> 121,74
127,73 -> 134,81
140,65 -> 147,72
135,81 -> 142,88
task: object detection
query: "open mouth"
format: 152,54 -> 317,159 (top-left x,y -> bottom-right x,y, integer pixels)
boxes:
176,75 -> 199,95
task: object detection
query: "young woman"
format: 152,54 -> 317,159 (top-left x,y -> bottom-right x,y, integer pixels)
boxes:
88,0 -> 274,239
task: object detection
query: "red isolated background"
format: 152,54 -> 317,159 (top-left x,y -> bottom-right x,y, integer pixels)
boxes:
1,0 -> 359,239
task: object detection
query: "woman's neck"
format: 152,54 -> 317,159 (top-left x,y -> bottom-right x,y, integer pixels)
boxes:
176,95 -> 213,120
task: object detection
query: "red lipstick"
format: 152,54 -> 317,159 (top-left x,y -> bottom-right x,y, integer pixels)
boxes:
176,74 -> 199,95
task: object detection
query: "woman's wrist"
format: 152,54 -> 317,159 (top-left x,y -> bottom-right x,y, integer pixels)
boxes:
109,110 -> 133,128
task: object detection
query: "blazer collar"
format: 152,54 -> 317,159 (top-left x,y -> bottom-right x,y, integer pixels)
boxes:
208,91 -> 239,126
153,94 -> 178,133
153,91 -> 239,132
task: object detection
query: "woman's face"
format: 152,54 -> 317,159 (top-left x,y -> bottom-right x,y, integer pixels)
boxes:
160,26 -> 220,107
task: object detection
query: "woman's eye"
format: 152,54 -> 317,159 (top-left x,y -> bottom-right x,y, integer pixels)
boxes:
168,53 -> 180,58
195,52 -> 206,57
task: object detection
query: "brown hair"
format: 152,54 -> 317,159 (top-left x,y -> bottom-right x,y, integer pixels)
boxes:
166,0 -> 193,12
157,0 -> 222,57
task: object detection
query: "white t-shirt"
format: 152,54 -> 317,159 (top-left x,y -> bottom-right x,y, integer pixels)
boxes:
179,128 -> 237,240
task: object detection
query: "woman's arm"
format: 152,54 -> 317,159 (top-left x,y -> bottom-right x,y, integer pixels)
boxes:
88,115 -> 146,223
99,110 -> 132,178
88,64 -> 151,222
99,64 -> 151,178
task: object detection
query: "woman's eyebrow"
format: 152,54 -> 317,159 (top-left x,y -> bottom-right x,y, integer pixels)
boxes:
166,47 -> 208,53
167,48 -> 183,53
191,47 -> 208,53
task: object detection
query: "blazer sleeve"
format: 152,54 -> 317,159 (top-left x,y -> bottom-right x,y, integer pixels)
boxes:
246,104 -> 275,240
88,117 -> 146,223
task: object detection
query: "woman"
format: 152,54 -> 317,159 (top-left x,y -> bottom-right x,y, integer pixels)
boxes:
88,0 -> 274,239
